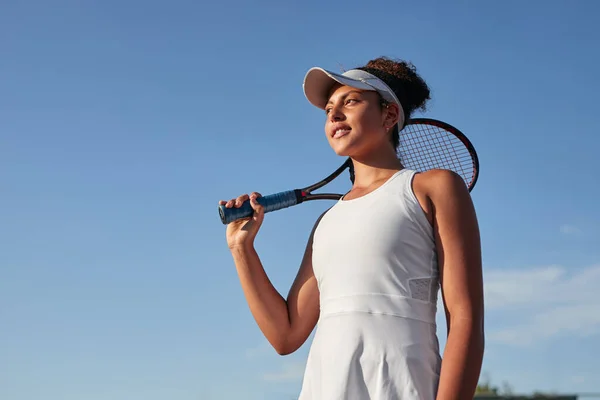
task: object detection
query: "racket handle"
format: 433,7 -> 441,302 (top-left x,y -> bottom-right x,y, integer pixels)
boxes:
218,190 -> 302,224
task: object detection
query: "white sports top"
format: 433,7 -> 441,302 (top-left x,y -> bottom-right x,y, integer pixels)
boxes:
298,169 -> 442,400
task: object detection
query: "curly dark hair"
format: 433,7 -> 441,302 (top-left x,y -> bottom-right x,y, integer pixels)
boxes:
357,56 -> 431,149
349,57 -> 431,183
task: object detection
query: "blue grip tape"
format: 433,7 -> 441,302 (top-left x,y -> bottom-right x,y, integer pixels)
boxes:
219,190 -> 300,224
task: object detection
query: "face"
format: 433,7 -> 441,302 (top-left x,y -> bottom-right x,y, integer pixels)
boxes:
324,83 -> 398,158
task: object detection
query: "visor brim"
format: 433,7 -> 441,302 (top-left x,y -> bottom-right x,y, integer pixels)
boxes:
303,67 -> 375,110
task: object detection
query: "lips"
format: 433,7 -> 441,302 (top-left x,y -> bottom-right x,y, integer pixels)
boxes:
333,129 -> 350,139
330,123 -> 351,139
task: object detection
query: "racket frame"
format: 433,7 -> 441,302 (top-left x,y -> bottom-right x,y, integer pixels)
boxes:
404,118 -> 480,191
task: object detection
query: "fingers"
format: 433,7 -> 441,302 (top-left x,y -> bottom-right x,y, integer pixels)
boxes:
249,192 -> 262,201
218,192 -> 262,209
249,192 -> 264,214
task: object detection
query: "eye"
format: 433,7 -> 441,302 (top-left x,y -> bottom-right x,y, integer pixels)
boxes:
345,98 -> 359,105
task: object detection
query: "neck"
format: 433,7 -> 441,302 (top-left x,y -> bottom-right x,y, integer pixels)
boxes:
350,148 -> 403,188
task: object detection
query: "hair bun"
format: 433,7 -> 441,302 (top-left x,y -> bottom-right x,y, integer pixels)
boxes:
359,57 -> 431,122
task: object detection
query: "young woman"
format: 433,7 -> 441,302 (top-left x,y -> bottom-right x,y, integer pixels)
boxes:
219,57 -> 484,400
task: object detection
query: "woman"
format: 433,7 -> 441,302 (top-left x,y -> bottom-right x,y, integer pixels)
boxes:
219,57 -> 484,399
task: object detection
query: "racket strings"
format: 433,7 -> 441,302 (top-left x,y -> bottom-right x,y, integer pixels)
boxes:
398,124 -> 475,187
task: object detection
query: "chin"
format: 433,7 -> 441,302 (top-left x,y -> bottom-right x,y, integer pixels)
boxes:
327,139 -> 352,157
330,141 -> 367,159
329,145 -> 352,157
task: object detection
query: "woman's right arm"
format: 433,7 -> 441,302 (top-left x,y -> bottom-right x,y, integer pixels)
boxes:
220,192 -> 322,355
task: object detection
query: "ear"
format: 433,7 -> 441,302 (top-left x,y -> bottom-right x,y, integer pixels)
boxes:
382,102 -> 400,131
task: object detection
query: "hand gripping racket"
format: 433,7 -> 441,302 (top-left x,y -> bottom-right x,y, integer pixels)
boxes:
218,118 -> 479,224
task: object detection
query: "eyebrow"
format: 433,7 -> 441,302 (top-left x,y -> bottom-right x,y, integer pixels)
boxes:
326,90 -> 365,106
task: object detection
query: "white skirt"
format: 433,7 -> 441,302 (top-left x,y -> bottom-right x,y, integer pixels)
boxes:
298,312 -> 441,400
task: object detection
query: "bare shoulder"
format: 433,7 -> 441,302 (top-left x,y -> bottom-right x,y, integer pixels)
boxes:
414,169 -> 481,284
412,168 -> 471,201
410,169 -> 472,224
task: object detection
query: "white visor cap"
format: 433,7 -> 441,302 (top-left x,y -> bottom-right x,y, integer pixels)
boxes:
303,67 -> 405,129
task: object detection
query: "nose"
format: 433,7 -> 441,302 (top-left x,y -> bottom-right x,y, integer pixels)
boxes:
328,103 -> 345,122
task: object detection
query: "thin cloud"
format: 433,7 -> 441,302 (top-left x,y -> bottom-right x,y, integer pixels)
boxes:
483,264 -> 600,346
245,341 -> 272,359
484,264 -> 600,309
570,376 -> 586,384
262,361 -> 306,382
560,225 -> 582,235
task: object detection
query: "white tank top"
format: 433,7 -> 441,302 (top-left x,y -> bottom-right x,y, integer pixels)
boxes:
312,168 -> 439,326
300,169 -> 441,399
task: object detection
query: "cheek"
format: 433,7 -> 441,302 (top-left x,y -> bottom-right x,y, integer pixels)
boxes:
354,110 -> 382,133
324,121 -> 333,140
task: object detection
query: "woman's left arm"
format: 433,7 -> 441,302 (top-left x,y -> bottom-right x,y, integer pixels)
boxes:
424,169 -> 485,400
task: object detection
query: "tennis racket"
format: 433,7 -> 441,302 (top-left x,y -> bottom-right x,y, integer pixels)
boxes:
218,118 -> 479,224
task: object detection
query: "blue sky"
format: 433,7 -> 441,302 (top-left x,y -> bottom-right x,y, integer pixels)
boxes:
1,1 -> 599,399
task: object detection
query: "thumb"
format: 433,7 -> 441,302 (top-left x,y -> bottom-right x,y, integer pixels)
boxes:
249,194 -> 264,222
